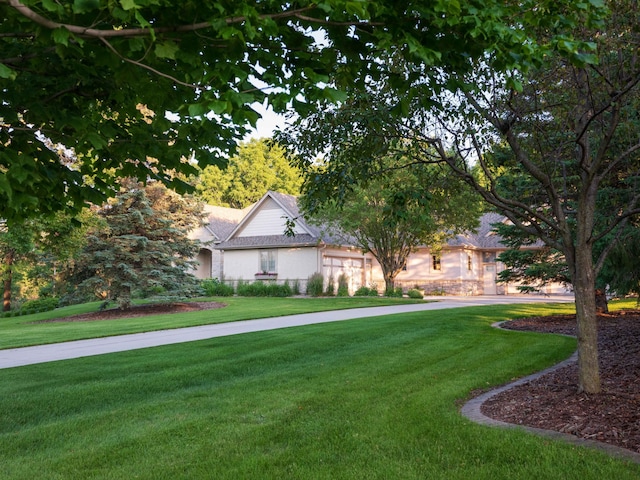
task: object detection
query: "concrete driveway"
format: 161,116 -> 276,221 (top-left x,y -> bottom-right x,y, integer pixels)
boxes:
0,295 -> 574,369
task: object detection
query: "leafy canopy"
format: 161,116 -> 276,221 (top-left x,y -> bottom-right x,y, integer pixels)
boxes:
0,0 -> 605,223
303,150 -> 483,290
195,139 -> 302,208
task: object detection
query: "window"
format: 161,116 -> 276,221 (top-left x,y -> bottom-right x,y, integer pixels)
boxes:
467,254 -> 473,271
260,250 -> 277,273
432,255 -> 441,271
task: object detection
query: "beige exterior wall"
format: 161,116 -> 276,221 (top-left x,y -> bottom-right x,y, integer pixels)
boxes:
223,247 -> 319,287
187,225 -> 218,280
373,247 -> 484,295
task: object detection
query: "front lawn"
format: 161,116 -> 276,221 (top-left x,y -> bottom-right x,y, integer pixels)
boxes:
0,302 -> 638,479
0,296 -> 422,349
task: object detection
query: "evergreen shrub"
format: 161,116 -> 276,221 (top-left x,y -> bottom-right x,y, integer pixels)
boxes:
385,287 -> 403,298
354,286 -> 378,297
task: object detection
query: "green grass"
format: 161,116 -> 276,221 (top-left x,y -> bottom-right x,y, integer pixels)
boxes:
0,296 -> 423,349
0,302 -> 638,479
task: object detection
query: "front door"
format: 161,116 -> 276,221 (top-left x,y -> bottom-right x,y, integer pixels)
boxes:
483,264 -> 497,295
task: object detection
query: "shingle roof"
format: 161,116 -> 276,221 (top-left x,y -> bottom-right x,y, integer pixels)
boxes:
216,233 -> 320,250
209,192 -> 513,252
447,212 -> 508,249
202,204 -> 251,242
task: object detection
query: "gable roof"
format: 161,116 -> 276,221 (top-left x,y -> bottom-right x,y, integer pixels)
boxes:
218,191 -> 323,250
202,204 -> 250,242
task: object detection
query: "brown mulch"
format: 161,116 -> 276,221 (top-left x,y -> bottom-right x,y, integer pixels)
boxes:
36,301 -> 226,323
480,310 -> 640,455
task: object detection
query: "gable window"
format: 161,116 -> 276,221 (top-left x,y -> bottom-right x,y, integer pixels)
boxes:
260,250 -> 277,273
432,255 -> 441,271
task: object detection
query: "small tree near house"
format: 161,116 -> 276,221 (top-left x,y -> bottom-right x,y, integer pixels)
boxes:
302,152 -> 483,292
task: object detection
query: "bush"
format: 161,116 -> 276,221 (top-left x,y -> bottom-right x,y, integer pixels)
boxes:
201,278 -> 235,297
325,275 -> 335,296
354,286 -> 379,297
337,274 -> 349,297
306,273 -> 324,297
385,287 -> 403,298
21,297 -> 60,312
292,279 -> 301,295
267,281 -> 292,297
0,297 -> 60,318
237,281 -> 267,297
407,288 -> 424,299
236,281 -> 292,297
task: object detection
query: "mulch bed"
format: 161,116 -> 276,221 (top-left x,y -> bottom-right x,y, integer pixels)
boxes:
480,310 -> 640,455
36,301 -> 226,323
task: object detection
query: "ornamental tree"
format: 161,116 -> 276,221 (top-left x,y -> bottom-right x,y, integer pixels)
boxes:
67,180 -> 204,309
282,1 -> 634,394
303,152 -> 482,292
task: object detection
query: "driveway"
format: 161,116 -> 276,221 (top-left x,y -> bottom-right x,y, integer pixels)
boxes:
0,295 -> 574,369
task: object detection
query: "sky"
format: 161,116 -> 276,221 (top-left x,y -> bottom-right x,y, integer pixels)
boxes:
244,102 -> 290,141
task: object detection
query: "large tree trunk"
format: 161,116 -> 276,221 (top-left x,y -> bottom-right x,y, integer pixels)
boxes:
383,271 -> 395,292
3,250 -> 14,312
573,245 -> 601,394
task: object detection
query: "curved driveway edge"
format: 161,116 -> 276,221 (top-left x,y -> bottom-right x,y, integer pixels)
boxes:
461,323 -> 640,465
0,295 -> 572,369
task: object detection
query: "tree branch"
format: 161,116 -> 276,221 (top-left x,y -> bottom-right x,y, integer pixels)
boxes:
4,1 -> 366,39
99,37 -> 199,90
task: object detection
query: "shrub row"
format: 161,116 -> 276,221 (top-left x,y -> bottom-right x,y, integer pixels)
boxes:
201,278 -> 235,297
236,280 -> 293,297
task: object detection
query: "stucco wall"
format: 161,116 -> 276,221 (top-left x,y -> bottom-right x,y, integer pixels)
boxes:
223,247 -> 319,286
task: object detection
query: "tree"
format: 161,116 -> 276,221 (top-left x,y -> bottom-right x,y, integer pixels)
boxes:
195,138 -> 302,208
282,2 -> 635,394
0,220 -> 36,311
0,0 -> 601,224
493,222 -> 572,295
303,154 -> 482,291
67,180 -> 204,309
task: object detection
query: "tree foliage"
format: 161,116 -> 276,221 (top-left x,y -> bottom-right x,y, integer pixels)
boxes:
0,0 -> 604,223
281,2 -> 635,394
0,220 -> 36,311
0,209 -> 97,311
304,154 -> 482,291
66,180 -> 204,309
195,138 -> 302,208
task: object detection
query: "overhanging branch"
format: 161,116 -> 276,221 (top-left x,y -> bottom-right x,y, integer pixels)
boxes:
5,0 -> 373,39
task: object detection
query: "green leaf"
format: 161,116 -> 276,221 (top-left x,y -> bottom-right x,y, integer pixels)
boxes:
209,100 -> 230,115
41,0 -> 62,12
322,88 -> 349,103
52,27 -> 70,47
0,63 -> 17,80
73,0 -> 100,14
155,41 -> 179,60
120,0 -> 137,10
188,103 -> 207,117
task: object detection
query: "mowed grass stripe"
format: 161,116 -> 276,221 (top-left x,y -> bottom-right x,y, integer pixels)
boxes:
1,303 -> 638,479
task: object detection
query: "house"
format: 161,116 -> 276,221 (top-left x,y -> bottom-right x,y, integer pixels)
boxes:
188,204 -> 250,280
192,191 -> 571,296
